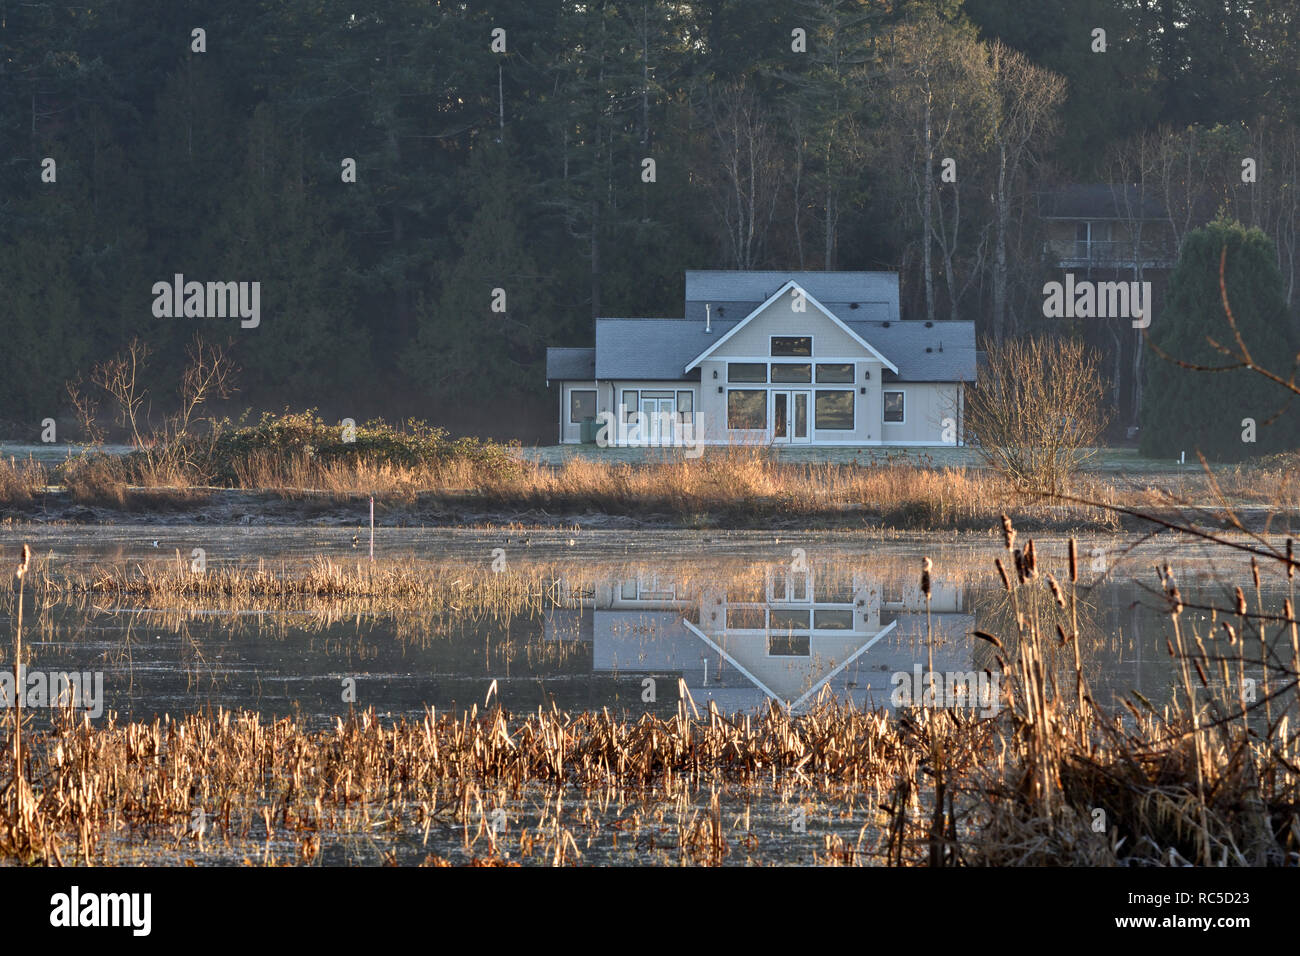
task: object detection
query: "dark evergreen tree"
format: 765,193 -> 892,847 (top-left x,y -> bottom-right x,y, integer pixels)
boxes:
1140,218 -> 1300,461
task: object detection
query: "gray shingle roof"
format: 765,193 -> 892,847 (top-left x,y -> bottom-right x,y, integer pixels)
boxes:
685,271 -> 899,310
548,272 -> 975,384
545,347 -> 595,380
595,319 -> 722,379
855,321 -> 976,381
587,316 -> 974,382
1038,184 -> 1167,220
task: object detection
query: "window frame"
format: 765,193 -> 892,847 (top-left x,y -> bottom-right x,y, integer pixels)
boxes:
815,362 -> 855,384
771,362 -> 812,384
569,389 -> 597,424
770,335 -> 813,357
814,389 -> 856,431
676,389 -> 694,424
728,362 -> 767,383
726,389 -> 768,430
883,390 -> 906,424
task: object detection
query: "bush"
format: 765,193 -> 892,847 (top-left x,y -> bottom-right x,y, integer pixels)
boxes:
965,337 -> 1110,494
197,410 -> 521,485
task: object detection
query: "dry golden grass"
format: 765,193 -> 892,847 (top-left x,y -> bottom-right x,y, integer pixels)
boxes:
3,524 -> 1298,866
0,457 -> 44,505
11,438 -> 1300,531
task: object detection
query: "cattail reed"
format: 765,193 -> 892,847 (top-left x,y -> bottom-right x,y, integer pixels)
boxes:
1068,538 -> 1078,583
1046,573 -> 1066,609
13,543 -> 31,831
1001,514 -> 1016,551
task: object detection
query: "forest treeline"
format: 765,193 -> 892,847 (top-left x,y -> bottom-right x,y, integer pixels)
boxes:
3,0 -> 1300,440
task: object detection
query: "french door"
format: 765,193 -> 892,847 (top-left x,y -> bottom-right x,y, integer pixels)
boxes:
639,393 -> 676,444
772,390 -> 810,444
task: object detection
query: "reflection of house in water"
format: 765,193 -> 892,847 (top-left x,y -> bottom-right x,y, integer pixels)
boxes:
545,564 -> 975,714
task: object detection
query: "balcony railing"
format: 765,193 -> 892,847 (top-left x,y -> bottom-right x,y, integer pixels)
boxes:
1044,239 -> 1175,269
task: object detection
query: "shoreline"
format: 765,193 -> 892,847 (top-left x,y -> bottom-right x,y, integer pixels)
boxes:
0,486 -> 1288,534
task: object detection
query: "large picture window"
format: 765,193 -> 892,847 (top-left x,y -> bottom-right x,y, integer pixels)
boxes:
569,389 -> 596,423
771,336 -> 812,356
728,362 -> 767,383
727,389 -> 767,429
815,390 -> 854,430
816,363 -> 854,383
883,391 -> 905,423
771,363 -> 812,383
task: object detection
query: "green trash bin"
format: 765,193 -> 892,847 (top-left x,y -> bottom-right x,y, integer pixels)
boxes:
579,417 -> 599,444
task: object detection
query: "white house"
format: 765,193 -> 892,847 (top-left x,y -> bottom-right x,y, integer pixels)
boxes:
545,270 -> 977,447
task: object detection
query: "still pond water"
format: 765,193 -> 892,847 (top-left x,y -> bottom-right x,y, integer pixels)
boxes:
1,525 -> 1288,726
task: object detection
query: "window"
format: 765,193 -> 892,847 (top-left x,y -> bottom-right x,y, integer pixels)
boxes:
569,389 -> 596,423
815,579 -> 857,603
726,607 -> 766,629
771,336 -> 812,356
813,609 -> 854,630
676,390 -> 693,424
771,363 -> 812,383
728,362 -> 767,383
816,363 -> 854,384
621,390 -> 638,423
883,391 -> 905,423
770,609 -> 810,630
769,634 -> 811,656
815,390 -> 854,430
727,390 -> 767,429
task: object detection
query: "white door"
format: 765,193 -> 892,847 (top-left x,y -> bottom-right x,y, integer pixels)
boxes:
640,394 -> 676,445
772,391 -> 811,444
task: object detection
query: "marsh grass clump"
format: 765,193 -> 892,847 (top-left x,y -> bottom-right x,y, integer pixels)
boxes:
0,457 -> 45,506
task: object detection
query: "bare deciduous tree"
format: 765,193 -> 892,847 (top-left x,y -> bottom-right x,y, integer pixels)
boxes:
981,43 -> 1065,342
84,335 -> 238,482
965,337 -> 1110,494
701,81 -> 784,270
878,18 -> 991,324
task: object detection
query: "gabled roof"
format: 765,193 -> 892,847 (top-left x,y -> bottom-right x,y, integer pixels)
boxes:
686,270 -> 899,310
547,270 -> 977,384
684,280 -> 898,373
